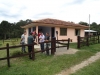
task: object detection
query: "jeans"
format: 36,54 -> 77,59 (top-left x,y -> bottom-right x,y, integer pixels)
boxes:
21,42 -> 26,53
40,42 -> 44,52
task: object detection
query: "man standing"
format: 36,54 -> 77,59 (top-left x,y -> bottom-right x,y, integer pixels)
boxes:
32,29 -> 37,42
21,31 -> 26,53
39,32 -> 45,53
27,32 -> 35,59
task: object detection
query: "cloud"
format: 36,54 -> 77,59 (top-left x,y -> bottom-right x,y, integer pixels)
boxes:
0,0 -> 100,24
33,12 -> 53,19
71,0 -> 85,4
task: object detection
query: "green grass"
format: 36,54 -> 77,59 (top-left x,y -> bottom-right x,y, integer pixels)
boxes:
70,43 -> 77,49
0,50 -> 94,75
0,38 -> 100,75
71,59 -> 100,75
70,42 -> 100,53
0,38 -> 20,47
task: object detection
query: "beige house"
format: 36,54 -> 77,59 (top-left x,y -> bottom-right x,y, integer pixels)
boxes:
21,18 -> 89,43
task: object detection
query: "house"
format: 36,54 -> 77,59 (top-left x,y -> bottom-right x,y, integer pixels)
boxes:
21,18 -> 89,43
84,30 -> 97,36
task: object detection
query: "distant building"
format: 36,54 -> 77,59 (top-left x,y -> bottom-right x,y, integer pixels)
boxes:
84,30 -> 97,36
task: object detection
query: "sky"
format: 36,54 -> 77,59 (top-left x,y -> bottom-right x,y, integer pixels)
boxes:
0,0 -> 100,24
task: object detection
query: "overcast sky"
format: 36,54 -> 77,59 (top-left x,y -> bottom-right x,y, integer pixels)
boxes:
0,0 -> 100,24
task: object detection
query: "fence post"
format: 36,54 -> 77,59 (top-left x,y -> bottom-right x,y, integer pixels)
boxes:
54,37 -> 56,52
32,43 -> 35,60
6,43 -> 10,67
67,38 -> 70,50
77,36 -> 80,49
51,37 -> 56,55
86,36 -> 89,46
98,33 -> 99,43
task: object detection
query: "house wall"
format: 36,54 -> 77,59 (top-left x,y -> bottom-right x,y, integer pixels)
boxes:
55,27 -> 85,42
25,26 -> 85,43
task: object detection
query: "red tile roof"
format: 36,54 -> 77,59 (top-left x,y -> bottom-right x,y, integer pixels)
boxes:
33,18 -> 88,27
21,18 -> 89,28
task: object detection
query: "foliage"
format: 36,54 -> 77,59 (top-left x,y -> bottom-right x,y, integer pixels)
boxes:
0,19 -> 32,39
79,21 -> 88,26
79,21 -> 100,33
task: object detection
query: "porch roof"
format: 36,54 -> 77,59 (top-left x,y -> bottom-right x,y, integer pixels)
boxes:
84,30 -> 97,32
21,18 -> 89,29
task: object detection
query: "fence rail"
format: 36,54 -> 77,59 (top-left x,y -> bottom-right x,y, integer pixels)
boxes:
0,38 -> 70,67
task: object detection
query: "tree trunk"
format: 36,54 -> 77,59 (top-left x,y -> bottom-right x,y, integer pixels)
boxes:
4,34 -> 6,39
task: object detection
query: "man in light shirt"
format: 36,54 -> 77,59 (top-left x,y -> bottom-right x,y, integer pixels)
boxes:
39,32 -> 45,53
21,31 -> 26,53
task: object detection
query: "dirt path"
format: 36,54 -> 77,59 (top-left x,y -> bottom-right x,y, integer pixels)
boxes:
56,52 -> 100,75
55,48 -> 78,55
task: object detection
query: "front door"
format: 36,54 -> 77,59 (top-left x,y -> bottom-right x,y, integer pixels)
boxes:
51,27 -> 55,38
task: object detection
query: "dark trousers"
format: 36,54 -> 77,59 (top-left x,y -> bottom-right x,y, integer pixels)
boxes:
40,43 -> 44,52
46,44 -> 49,55
28,46 -> 32,58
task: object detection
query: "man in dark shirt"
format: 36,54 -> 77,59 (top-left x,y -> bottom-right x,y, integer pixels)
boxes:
27,32 -> 35,59
45,32 -> 50,55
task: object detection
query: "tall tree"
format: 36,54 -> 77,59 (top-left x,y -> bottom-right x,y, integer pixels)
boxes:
0,20 -> 11,39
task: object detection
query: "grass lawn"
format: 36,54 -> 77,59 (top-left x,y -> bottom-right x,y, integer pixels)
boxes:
0,39 -> 100,75
0,50 -> 94,75
70,42 -> 100,53
71,59 -> 100,75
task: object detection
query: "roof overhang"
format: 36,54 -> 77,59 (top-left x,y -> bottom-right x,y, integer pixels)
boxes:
21,22 -> 89,29
84,30 -> 97,32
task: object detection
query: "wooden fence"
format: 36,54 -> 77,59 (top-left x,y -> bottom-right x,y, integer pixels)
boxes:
77,35 -> 100,48
0,38 -> 70,67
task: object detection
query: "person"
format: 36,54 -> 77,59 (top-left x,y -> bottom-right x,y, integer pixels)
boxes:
38,31 -> 41,42
21,31 -> 26,53
39,32 -> 45,53
32,30 -> 37,42
27,32 -> 35,59
45,32 -> 50,55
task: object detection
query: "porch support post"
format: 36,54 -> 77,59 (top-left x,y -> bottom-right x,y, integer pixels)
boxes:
36,26 -> 38,44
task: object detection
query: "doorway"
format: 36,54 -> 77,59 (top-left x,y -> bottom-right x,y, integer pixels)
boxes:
51,27 -> 55,38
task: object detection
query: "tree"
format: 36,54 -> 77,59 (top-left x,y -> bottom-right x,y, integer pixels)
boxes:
79,21 -> 88,26
0,20 -> 11,39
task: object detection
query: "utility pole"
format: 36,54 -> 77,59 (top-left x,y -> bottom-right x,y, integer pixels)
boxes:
89,14 -> 90,36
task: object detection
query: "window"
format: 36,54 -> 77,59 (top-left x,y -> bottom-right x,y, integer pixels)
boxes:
75,29 -> 80,36
60,28 -> 67,36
